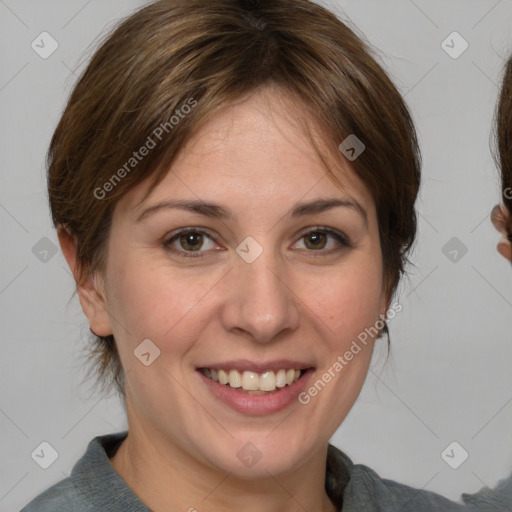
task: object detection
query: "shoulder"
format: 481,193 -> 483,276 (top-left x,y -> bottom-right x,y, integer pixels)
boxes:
20,431 -> 131,512
20,478 -> 84,512
345,462 -> 464,511
461,472 -> 512,511
329,444 -> 511,511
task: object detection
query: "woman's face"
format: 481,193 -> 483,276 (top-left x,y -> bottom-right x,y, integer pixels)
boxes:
91,89 -> 389,476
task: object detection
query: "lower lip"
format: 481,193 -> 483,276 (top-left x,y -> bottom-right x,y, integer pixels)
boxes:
197,369 -> 315,416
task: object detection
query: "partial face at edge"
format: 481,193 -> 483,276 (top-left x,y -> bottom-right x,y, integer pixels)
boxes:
491,204 -> 512,261
88,88 -> 389,476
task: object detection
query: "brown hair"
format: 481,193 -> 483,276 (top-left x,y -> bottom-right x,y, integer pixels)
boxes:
48,0 -> 420,397
496,56 -> 512,217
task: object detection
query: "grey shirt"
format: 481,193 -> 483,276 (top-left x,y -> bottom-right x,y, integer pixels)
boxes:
20,431 -> 512,511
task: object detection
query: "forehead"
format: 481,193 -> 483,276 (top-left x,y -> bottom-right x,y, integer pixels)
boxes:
120,88 -> 375,219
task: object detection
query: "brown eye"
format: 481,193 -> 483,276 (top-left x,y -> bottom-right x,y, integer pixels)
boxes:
179,231 -> 204,251
164,229 -> 219,258
294,228 -> 350,252
304,231 -> 328,250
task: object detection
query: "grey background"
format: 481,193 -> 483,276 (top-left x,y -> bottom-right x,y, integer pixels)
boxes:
1,0 -> 512,510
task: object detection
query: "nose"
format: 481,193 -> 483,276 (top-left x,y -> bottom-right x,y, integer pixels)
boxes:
219,247 -> 301,344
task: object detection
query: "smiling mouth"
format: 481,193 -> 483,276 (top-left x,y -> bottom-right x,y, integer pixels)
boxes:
198,368 -> 310,394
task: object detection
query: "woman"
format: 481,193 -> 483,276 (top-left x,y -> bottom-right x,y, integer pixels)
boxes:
19,0 -> 507,510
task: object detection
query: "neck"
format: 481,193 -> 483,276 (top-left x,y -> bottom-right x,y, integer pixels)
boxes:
110,419 -> 337,512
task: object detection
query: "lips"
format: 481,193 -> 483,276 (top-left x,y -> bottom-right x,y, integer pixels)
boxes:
197,365 -> 316,415
197,359 -> 313,373
195,358 -> 315,415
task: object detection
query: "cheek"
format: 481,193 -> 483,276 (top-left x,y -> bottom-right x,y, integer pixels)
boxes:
305,258 -> 385,341
105,254 -> 220,350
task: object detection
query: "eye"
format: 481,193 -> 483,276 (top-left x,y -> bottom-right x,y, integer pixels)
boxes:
293,228 -> 350,252
163,226 -> 350,259
164,228 -> 219,257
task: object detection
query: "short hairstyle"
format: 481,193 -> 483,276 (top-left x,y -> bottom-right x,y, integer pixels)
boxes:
48,0 -> 421,395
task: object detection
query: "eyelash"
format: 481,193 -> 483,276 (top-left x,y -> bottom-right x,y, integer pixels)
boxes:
163,227 -> 351,259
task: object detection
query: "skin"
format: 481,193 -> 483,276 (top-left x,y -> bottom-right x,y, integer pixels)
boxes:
491,204 -> 512,261
59,88 -> 390,512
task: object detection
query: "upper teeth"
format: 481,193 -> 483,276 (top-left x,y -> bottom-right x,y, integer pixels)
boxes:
202,368 -> 302,391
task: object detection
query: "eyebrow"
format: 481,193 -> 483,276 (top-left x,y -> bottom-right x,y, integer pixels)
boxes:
136,197 -> 367,225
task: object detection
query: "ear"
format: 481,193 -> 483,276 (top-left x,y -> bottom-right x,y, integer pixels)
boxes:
57,226 -> 113,336
491,204 -> 512,261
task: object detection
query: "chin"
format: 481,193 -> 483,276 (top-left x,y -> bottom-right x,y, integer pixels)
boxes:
196,431 -> 317,479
